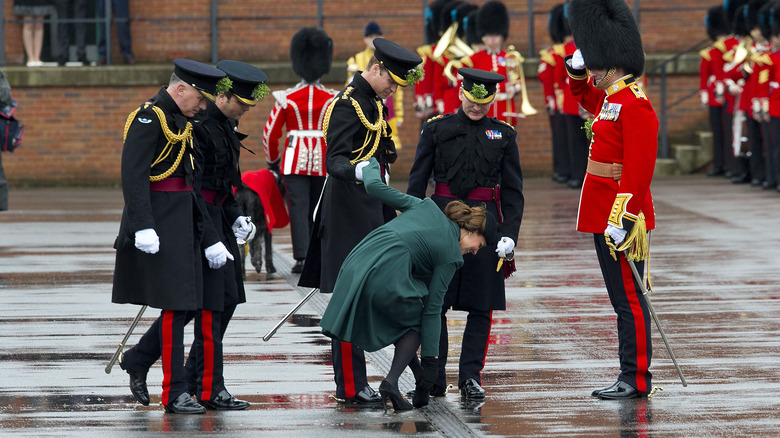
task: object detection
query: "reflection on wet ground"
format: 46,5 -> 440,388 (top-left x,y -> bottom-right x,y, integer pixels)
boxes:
1,176 -> 779,436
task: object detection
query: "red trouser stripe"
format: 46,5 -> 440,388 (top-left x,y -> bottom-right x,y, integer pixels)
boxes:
341,341 -> 356,399
620,257 -> 649,393
161,310 -> 174,405
480,311 -> 494,381
201,310 -> 215,401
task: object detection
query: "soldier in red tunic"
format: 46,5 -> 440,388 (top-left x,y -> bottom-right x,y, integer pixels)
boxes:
566,0 -> 657,400
263,28 -> 338,273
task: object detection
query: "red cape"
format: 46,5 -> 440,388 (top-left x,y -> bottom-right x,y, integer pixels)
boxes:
241,169 -> 289,234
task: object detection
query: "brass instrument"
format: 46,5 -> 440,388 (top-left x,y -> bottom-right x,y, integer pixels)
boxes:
504,45 -> 537,116
432,23 -> 474,63
724,37 -> 751,72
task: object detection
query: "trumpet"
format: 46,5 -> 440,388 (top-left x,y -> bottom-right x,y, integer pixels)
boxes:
504,45 -> 537,116
432,23 -> 474,63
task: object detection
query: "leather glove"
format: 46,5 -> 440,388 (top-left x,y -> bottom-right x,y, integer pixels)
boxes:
134,228 -> 160,254
204,241 -> 234,269
232,216 -> 256,242
354,161 -> 370,181
605,223 -> 628,246
571,49 -> 585,69
495,237 -> 515,260
414,356 -> 439,408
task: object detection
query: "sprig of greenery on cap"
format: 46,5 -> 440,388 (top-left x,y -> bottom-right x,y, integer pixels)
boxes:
253,83 -> 270,100
405,66 -> 424,85
470,83 -> 488,99
215,77 -> 233,95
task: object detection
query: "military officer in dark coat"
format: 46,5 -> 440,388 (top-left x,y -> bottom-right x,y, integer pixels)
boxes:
407,67 -> 524,400
298,38 -> 423,406
112,59 -> 233,415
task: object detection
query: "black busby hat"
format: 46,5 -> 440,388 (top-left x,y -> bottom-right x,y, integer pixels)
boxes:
373,38 -> 424,87
706,5 -> 731,40
173,58 -> 226,102
455,3 -> 479,39
548,3 -> 567,44
290,27 -> 333,83
477,1 -> 510,39
364,21 -> 383,37
215,60 -> 269,106
771,3 -> 780,36
464,9 -> 481,47
725,0 -> 750,31
732,3 -> 753,36
440,1 -> 465,36
458,67 -> 505,104
425,0 -> 453,43
568,0 -> 645,77
757,1 -> 774,39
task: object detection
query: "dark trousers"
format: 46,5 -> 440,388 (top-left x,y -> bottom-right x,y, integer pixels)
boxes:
55,0 -> 87,62
331,340 -> 369,399
708,105 -> 727,172
437,308 -> 492,388
593,234 -> 652,393
122,309 -> 188,405
184,305 -> 236,402
745,117 -> 764,182
550,113 -> 570,179
97,0 -> 133,59
564,114 -> 588,183
283,174 -> 325,260
724,110 -> 735,176
0,150 -> 7,210
768,117 -> 780,186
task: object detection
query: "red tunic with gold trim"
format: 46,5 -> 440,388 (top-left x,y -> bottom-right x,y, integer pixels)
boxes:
433,53 -> 460,116
700,38 -> 730,109
538,46 -> 558,111
461,49 -> 518,125
262,81 -> 338,177
567,73 -> 657,233
415,44 -> 436,116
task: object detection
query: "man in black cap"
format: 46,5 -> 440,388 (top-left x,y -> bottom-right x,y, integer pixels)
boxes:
112,59 -> 232,414
565,0 -> 657,400
407,67 -> 524,402
299,37 -> 423,407
179,60 -> 270,411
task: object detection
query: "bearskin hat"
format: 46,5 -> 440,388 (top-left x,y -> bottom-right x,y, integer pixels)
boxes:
476,1 -> 509,39
705,5 -> 730,40
425,0 -> 453,43
568,0 -> 645,77
465,9 -> 481,46
455,3 -> 479,39
732,3 -> 753,37
290,27 -> 333,83
725,0 -> 750,31
439,1 -> 464,37
757,0 -> 773,40
548,4 -> 567,44
771,2 -> 780,36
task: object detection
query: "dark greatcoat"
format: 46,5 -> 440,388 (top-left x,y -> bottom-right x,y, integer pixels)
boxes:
191,101 -> 247,311
112,87 -> 218,311
407,109 -> 525,311
298,72 -> 397,293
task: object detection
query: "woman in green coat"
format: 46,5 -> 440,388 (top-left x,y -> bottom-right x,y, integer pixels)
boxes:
320,158 -> 493,410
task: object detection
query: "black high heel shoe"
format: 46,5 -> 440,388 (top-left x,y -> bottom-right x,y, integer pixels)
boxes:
379,380 -> 413,411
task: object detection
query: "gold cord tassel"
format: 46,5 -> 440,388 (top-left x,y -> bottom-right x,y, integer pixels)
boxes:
617,212 -> 648,262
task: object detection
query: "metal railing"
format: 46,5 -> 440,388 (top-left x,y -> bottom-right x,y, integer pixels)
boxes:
647,38 -> 711,159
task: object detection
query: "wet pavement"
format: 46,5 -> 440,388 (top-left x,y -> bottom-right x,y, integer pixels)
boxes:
1,176 -> 779,437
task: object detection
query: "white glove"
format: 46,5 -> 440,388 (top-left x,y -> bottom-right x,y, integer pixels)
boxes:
495,237 -> 515,259
204,241 -> 234,269
699,90 -> 708,106
134,228 -> 160,254
571,49 -> 585,70
605,224 -> 627,245
232,216 -> 256,242
355,161 -> 370,181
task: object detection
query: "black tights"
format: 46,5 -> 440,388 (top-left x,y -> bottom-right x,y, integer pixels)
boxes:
385,330 -> 421,387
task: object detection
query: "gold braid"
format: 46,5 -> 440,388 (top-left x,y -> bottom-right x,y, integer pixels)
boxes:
122,104 -> 194,182
321,96 -> 387,165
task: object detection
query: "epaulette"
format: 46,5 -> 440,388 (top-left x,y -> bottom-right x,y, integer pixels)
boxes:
426,114 -> 446,123
272,89 -> 288,107
496,118 -> 516,130
714,39 -> 727,53
630,83 -> 647,100
699,48 -> 712,61
417,45 -> 433,60
540,49 -> 557,67
341,86 -> 355,99
553,43 -> 566,58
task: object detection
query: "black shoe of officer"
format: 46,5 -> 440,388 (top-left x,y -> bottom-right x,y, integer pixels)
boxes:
343,386 -> 383,407
460,378 -> 485,400
597,381 -> 646,400
706,168 -> 724,177
591,381 -> 620,397
567,179 -> 582,189
731,173 -> 750,184
164,392 -> 206,414
291,259 -> 305,274
199,389 -> 250,410
119,359 -> 149,406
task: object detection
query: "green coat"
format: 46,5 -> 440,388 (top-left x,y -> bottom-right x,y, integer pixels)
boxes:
320,159 -> 464,357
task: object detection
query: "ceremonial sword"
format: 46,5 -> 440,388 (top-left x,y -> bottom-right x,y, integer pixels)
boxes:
262,288 -> 319,342
624,257 -> 687,387
105,305 -> 147,374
